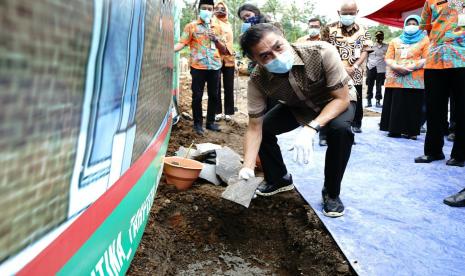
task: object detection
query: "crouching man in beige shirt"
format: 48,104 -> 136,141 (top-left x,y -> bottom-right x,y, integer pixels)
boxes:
238,23 -> 357,218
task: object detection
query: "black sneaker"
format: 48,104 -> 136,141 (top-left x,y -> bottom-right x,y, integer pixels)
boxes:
444,188 -> 465,207
447,133 -> 455,142
319,139 -> 328,147
375,100 -> 382,108
322,187 -> 329,202
256,174 -> 294,196
414,154 -> 445,163
206,123 -> 221,132
366,99 -> 372,107
352,126 -> 362,133
323,196 -> 345,218
388,132 -> 401,138
446,158 -> 465,167
193,124 -> 204,135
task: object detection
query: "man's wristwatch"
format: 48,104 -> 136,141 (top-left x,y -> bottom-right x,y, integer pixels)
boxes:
307,120 -> 321,132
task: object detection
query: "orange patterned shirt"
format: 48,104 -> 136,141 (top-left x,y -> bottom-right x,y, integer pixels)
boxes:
180,19 -> 223,70
420,0 -> 465,69
385,36 -> 430,89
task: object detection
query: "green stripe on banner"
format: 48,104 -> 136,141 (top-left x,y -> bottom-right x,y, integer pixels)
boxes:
58,131 -> 170,275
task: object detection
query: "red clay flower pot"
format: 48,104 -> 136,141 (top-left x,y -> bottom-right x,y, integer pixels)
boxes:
163,157 -> 203,191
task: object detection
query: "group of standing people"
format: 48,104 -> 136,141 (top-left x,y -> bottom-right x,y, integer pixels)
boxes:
174,0 -> 236,135
379,1 -> 465,206
176,0 -> 465,215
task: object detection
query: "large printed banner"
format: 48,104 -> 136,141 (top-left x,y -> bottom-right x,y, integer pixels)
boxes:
0,0 -> 178,274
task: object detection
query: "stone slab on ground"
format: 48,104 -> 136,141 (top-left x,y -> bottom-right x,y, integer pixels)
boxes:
175,146 -> 198,159
221,176 -> 263,208
196,143 -> 222,155
215,146 -> 242,184
199,163 -> 222,186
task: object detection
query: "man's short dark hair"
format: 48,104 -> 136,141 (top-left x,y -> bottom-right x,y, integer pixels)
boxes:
308,18 -> 321,25
240,23 -> 283,59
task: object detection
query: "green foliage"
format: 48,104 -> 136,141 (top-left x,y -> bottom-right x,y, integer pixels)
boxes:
281,0 -> 315,42
368,25 -> 403,43
180,0 -> 197,30
261,0 -> 282,22
222,0 -> 244,45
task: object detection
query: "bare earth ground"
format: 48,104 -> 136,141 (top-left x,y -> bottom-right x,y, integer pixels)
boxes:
127,73 -> 361,275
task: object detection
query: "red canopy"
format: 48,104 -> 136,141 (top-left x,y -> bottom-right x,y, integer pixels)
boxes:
365,0 -> 426,28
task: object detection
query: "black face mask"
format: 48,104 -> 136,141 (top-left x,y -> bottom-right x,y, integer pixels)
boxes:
215,11 -> 227,18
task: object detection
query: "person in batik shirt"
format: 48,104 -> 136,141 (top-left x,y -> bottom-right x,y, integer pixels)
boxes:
322,0 -> 372,133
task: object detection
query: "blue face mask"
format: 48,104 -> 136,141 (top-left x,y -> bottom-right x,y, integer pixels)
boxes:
245,15 -> 260,25
199,9 -> 213,24
404,25 -> 419,35
264,49 -> 294,74
340,15 -> 356,26
308,28 -> 320,37
241,22 -> 252,33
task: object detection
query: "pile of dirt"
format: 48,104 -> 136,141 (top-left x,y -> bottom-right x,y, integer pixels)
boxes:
128,179 -> 353,275
128,75 -> 356,275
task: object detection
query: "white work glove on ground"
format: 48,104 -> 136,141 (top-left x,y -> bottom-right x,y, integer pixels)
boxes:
238,167 -> 255,180
292,127 -> 316,165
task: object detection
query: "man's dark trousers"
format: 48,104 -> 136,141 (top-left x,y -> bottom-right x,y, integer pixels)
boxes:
216,65 -> 235,115
190,67 -> 220,127
259,102 -> 355,198
366,67 -> 385,100
424,68 -> 465,161
352,85 -> 363,128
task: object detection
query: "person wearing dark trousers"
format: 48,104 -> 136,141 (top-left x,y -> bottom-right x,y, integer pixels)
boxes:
258,103 -> 355,201
380,15 -> 429,140
366,68 -> 385,107
214,1 -> 235,122
174,0 -> 228,135
237,24 -> 356,218
322,0 -> 372,133
366,31 -> 388,108
353,84 -> 363,131
447,94 -> 456,142
190,68 -> 221,129
417,69 -> 465,165
417,0 -> 465,207
215,66 -> 235,120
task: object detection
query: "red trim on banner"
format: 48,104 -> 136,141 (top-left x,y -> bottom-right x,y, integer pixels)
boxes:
172,88 -> 179,96
365,0 -> 424,28
18,117 -> 172,275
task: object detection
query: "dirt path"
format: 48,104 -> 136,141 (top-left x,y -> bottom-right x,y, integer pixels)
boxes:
127,74 -> 356,275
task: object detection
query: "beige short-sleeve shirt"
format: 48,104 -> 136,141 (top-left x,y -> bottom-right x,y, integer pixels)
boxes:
247,42 -> 351,119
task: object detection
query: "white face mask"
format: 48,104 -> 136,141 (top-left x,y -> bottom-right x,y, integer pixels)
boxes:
199,9 -> 213,24
308,28 -> 320,37
340,15 -> 356,26
404,25 -> 420,35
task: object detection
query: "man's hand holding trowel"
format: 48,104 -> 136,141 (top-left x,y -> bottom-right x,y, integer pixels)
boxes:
221,165 -> 263,208
238,167 -> 255,180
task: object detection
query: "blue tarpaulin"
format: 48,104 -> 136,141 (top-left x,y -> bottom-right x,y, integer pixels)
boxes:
278,117 -> 465,276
